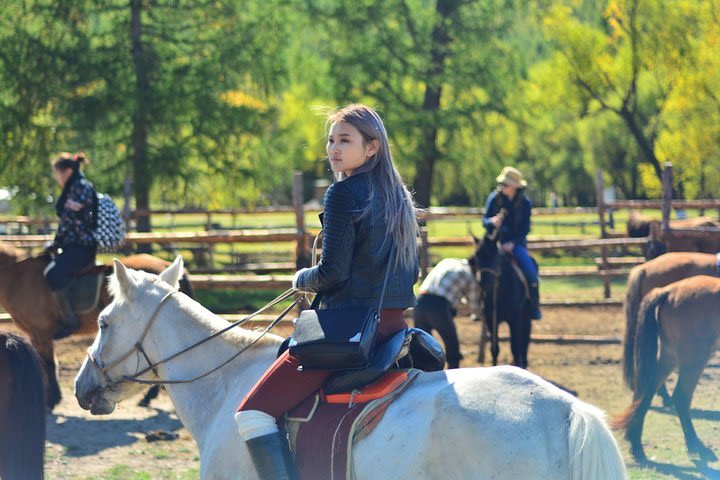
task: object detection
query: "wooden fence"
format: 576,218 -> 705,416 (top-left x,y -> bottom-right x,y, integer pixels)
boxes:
12,167 -> 718,304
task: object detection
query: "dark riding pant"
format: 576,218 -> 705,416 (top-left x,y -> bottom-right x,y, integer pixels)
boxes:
44,245 -> 96,291
413,293 -> 461,369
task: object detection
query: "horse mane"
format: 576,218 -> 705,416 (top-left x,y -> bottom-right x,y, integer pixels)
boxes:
107,268 -> 278,348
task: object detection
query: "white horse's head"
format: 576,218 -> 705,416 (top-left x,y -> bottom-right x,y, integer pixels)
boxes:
75,256 -> 185,414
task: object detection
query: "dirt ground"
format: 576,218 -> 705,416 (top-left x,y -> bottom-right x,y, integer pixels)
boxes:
9,305 -> 720,479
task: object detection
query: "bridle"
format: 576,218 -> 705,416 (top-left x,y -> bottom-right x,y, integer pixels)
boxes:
87,286 -> 299,389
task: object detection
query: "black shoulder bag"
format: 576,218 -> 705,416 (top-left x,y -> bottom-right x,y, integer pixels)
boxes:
288,247 -> 395,371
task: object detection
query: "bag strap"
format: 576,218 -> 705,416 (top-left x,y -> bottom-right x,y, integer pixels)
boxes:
309,235 -> 396,313
376,242 -> 395,313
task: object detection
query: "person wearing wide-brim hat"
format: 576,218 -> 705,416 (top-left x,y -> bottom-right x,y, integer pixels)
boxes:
482,166 -> 541,319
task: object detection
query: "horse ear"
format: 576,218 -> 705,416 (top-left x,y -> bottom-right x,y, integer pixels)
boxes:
113,259 -> 135,296
159,255 -> 184,289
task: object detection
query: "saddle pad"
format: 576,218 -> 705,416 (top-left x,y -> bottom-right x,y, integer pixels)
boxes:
285,369 -> 420,480
70,272 -> 105,314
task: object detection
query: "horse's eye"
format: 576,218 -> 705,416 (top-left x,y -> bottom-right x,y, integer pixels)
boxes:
99,319 -> 109,330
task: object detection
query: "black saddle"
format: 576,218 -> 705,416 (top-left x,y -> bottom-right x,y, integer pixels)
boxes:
279,328 -> 446,396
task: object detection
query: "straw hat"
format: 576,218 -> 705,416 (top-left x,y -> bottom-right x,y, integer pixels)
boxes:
496,166 -> 527,188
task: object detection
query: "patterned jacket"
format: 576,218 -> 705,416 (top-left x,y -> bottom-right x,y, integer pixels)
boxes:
53,170 -> 97,249
418,258 -> 481,315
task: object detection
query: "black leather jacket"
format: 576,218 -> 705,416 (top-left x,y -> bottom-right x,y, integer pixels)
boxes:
295,172 -> 419,309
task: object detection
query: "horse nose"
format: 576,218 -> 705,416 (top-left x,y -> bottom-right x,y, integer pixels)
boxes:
75,385 -> 98,410
75,367 -> 101,410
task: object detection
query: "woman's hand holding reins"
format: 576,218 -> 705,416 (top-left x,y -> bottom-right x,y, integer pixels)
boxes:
292,268 -> 310,292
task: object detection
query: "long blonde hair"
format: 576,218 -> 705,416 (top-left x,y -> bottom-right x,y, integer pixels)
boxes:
328,104 -> 419,268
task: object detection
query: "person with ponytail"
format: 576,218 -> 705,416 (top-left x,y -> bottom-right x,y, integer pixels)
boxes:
45,152 -> 97,337
234,105 -> 419,479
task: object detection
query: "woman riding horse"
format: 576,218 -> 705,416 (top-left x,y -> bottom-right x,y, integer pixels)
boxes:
234,104 -> 419,479
482,166 -> 541,320
45,152 -> 98,338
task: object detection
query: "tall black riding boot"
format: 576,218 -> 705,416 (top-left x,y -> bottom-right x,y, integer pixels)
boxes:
51,287 -> 81,339
529,282 -> 542,320
246,431 -> 297,480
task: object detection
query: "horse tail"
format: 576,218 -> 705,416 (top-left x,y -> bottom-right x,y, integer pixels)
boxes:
1,333 -> 46,480
622,266 -> 646,388
567,400 -> 627,480
611,290 -> 667,432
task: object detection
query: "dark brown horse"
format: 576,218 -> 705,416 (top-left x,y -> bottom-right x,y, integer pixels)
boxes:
613,275 -> 720,462
0,242 -> 193,410
0,331 -> 46,480
469,235 -> 532,368
624,252 -> 720,405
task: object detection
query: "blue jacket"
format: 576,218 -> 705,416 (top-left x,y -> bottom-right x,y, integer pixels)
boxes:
482,189 -> 532,246
295,172 -> 419,309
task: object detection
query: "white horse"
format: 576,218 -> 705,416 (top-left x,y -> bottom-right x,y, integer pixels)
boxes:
75,257 -> 627,480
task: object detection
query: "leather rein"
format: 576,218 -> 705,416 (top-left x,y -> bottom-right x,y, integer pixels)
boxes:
87,286 -> 299,388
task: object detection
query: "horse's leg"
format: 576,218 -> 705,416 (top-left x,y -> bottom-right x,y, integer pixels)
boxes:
657,383 -> 673,407
508,310 -> 531,369
672,353 -> 718,461
624,353 -> 673,462
138,385 -> 161,408
32,337 -> 61,410
508,316 -> 522,368
655,344 -> 676,408
490,319 -> 499,367
624,391 -> 654,462
478,321 -> 488,364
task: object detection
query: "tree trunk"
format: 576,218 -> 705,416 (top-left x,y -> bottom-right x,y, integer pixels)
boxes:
130,0 -> 152,248
412,0 -> 459,208
619,107 -> 662,182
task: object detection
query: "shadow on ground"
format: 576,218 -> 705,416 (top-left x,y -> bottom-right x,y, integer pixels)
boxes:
47,408 -> 183,457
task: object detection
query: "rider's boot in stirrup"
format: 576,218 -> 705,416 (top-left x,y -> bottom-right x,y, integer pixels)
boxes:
236,410 -> 297,480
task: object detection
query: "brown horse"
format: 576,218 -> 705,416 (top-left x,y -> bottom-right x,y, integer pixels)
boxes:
0,331 -> 46,480
624,252 -> 720,405
627,211 -> 720,258
613,275 -> 720,462
627,211 -> 720,238
0,242 -> 193,410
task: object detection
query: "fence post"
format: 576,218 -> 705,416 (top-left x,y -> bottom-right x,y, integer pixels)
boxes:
293,171 -> 311,269
661,162 -> 673,232
595,170 -> 611,298
419,226 -> 430,279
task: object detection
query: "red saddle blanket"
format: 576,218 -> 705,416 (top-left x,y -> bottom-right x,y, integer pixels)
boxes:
285,369 -> 420,480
